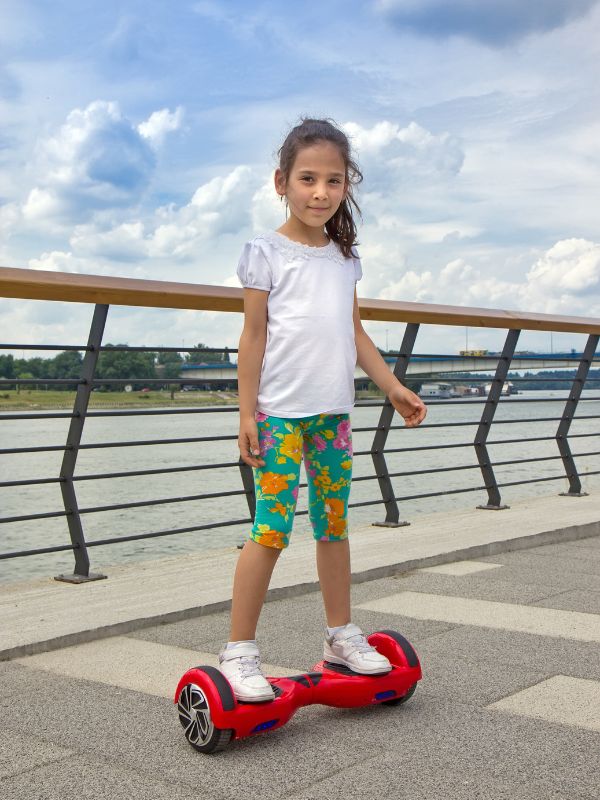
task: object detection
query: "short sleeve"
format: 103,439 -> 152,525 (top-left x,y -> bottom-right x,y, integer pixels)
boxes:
350,245 -> 362,282
236,239 -> 272,292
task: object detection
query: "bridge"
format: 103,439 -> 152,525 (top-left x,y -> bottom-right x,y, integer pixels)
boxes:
180,351 -> 600,387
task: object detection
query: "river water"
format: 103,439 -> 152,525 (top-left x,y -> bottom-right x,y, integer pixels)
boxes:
2,390 -> 600,584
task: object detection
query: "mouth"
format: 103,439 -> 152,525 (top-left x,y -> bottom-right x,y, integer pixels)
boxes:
309,207 -> 330,212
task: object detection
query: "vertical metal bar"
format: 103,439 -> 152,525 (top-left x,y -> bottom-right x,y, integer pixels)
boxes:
238,457 -> 257,548
474,328 -> 520,510
237,382 -> 258,545
55,304 -> 109,583
371,323 -> 420,527
557,333 -> 599,497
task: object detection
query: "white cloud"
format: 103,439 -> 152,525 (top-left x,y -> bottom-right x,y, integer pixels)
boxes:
0,202 -> 20,236
22,187 -> 63,222
525,239 -> 600,297
23,100 -> 156,224
69,222 -> 148,263
62,165 -> 259,264
28,250 -> 116,275
148,165 -> 256,258
343,120 -> 464,192
138,107 -> 184,147
376,239 -> 600,319
380,268 -> 436,303
250,176 -> 284,233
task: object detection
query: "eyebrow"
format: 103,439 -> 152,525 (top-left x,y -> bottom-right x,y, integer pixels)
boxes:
297,169 -> 346,178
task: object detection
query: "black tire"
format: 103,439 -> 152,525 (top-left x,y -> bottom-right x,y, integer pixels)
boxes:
177,682 -> 234,753
382,682 -> 417,707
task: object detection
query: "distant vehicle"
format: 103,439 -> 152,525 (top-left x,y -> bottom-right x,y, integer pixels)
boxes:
459,349 -> 489,357
484,381 -> 516,396
420,382 -> 452,398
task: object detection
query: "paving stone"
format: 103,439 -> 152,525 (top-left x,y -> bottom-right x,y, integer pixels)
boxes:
356,591 -> 600,642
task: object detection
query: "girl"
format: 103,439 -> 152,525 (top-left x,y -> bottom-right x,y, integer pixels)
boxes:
219,117 -> 427,701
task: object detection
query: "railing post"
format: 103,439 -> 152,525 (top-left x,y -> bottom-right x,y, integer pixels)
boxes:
238,457 -> 257,547
371,322 -> 420,528
556,333 -> 599,497
55,304 -> 109,583
474,328 -> 521,510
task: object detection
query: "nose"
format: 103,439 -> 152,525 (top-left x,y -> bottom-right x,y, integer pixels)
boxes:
313,183 -> 328,200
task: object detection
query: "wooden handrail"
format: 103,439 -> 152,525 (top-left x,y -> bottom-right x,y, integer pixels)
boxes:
2,265 -> 600,335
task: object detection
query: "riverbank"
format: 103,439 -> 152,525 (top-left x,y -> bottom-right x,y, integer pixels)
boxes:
0,389 -> 241,411
0,389 -> 388,411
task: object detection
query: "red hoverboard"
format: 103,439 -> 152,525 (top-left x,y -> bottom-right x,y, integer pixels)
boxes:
175,630 -> 421,753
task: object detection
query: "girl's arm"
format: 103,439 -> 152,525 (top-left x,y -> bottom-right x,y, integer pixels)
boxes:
238,288 -> 268,466
353,290 -> 427,427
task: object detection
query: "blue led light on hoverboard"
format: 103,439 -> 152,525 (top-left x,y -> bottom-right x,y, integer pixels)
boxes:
251,719 -> 279,733
375,690 -> 396,701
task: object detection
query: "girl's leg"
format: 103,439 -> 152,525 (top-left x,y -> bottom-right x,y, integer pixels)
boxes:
305,414 -> 392,674
316,537 -> 351,627
229,539 -> 281,641
303,413 -> 353,625
229,412 -> 302,641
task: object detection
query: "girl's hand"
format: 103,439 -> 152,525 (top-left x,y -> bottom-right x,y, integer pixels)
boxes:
238,417 -> 266,468
388,384 -> 427,427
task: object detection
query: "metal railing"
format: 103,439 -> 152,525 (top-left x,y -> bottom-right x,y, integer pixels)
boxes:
1,265 -> 600,582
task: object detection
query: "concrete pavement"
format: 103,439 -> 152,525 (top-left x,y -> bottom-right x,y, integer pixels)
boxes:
0,494 -> 599,799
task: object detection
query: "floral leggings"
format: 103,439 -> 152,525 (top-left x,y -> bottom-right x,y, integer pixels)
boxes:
250,411 -> 353,550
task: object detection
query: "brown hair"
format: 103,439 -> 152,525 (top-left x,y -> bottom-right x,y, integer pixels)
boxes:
277,117 -> 363,258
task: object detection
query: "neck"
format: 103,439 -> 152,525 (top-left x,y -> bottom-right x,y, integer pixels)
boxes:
276,219 -> 329,247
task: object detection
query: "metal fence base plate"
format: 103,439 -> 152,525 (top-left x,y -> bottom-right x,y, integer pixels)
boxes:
476,504 -> 510,511
372,521 -> 411,528
54,572 -> 108,584
559,491 -> 589,498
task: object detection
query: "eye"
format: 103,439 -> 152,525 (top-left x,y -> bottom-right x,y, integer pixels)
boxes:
300,176 -> 313,182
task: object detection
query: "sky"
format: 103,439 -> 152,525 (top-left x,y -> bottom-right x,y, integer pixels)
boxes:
1,0 -> 600,357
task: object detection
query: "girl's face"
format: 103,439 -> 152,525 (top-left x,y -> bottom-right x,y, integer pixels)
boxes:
274,141 -> 348,232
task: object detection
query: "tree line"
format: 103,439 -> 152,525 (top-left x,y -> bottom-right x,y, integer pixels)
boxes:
0,344 -> 231,390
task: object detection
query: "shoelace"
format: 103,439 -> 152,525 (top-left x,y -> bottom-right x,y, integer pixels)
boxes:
343,633 -> 375,653
237,655 -> 264,678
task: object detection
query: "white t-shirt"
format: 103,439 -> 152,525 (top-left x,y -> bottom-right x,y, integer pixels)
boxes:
236,230 -> 363,418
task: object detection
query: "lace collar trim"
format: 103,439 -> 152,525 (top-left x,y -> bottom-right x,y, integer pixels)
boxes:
260,230 -> 346,264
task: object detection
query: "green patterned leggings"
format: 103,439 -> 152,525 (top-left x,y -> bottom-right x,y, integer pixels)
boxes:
250,411 -> 353,550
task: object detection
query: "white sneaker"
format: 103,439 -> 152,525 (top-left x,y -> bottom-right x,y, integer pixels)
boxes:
324,623 -> 392,675
218,642 -> 275,702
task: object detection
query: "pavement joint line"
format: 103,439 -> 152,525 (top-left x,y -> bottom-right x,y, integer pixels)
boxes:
0,751 -> 75,782
284,750 -> 380,799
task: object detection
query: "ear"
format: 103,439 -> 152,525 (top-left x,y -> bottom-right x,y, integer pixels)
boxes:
274,168 -> 286,197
